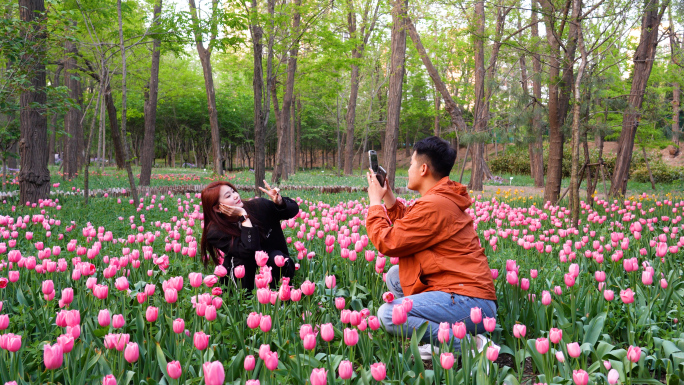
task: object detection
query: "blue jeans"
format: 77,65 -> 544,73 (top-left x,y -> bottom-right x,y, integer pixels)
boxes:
377,265 -> 497,350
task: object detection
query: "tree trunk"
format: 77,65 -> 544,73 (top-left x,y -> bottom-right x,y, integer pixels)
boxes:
541,0 -> 579,204
610,0 -> 668,197
470,0 -> 486,191
384,0 -> 407,189
139,0 -> 163,186
570,13 -> 587,229
434,89 -> 440,136
529,0 -> 544,187
104,85 -> 125,169
64,37 -> 82,179
18,0 -> 50,203
189,0 -> 222,175
117,0 -> 138,203
49,66 -> 62,165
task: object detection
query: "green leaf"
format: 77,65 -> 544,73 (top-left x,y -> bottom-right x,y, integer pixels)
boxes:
226,350 -> 245,381
121,370 -> 135,385
410,334 -> 425,374
582,312 -> 606,346
156,342 -> 171,383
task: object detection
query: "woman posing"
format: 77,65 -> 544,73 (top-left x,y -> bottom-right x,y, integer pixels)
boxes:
200,180 -> 299,291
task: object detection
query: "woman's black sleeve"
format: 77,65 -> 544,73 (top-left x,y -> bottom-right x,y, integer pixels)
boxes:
271,196 -> 300,220
206,226 -> 261,260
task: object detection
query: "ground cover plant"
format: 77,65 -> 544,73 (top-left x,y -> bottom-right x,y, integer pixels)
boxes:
0,183 -> 683,385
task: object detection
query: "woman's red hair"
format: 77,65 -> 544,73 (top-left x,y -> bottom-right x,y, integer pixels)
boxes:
200,181 -> 244,266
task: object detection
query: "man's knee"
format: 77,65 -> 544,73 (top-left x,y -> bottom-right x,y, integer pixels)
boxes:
386,265 -> 402,294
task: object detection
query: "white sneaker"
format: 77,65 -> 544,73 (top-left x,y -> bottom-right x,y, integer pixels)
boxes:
417,344 -> 439,360
474,334 -> 499,353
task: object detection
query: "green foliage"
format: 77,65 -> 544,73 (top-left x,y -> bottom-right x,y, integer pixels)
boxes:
631,161 -> 684,184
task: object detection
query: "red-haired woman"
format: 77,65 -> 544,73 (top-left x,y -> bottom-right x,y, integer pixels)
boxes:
200,180 -> 299,291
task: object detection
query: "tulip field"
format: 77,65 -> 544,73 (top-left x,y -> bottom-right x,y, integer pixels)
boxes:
0,178 -> 683,385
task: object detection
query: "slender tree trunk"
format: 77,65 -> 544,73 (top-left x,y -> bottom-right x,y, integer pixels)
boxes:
139,0 -> 163,186
541,0 -> 579,203
49,66 -> 62,165
64,37 -> 81,179
189,0 -> 222,175
670,6 -> 681,149
611,0 -> 669,196
84,80 -> 102,204
529,0 -> 544,187
470,0 -> 486,191
18,0 -> 50,203
570,15 -> 587,229
434,89 -> 440,136
117,0 -> 138,203
384,0 -> 407,189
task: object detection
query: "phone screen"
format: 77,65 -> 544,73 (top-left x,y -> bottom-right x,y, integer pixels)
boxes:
369,151 -> 379,172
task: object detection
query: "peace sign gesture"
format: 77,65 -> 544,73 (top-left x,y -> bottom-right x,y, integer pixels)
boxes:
259,180 -> 283,205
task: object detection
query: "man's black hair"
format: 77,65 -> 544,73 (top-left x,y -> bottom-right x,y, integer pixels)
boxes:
413,136 -> 457,179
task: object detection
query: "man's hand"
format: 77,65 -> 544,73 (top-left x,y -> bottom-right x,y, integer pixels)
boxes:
366,168 -> 388,206
258,179 -> 283,205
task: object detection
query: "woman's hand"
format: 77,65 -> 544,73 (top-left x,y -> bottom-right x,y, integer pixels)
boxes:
258,180 -> 283,205
218,204 -> 247,218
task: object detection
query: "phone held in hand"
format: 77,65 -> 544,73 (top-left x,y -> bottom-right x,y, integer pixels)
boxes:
368,150 -> 387,186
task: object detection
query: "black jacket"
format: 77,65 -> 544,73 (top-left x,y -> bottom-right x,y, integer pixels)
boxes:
205,196 -> 299,290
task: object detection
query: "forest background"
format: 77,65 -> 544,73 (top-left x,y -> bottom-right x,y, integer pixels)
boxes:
2,0 -> 684,219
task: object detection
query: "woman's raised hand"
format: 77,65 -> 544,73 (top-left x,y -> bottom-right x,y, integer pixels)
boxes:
258,180 -> 283,205
218,204 -> 246,218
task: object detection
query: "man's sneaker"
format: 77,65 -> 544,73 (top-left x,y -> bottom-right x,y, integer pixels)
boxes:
417,344 -> 439,360
474,334 -> 499,353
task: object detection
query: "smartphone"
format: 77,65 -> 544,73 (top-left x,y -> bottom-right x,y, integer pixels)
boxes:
368,150 -> 387,186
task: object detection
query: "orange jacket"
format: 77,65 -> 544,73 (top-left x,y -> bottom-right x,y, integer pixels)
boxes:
366,177 -> 496,300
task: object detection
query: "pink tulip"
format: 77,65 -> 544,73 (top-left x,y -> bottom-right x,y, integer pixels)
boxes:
542,291 -> 552,306
321,323 -> 334,342
247,312 -> 261,329
486,345 -> 500,361
607,369 -> 619,384
61,288 -> 74,305
627,345 -> 641,363
115,277 -> 129,291
246,381 -> 260,385
256,288 -> 270,304
483,317 -> 496,332
335,297 -> 346,309
260,315 -> 272,332
310,368 -> 327,385
567,342 -> 581,358
370,362 -> 386,381
344,328 -> 358,346
382,292 -> 394,303
392,305 -> 407,324
202,361 -> 225,385
620,288 -> 635,304
661,278 -> 668,289
438,325 -> 450,343
440,352 -> 455,369
234,265 -> 245,278
194,331 -> 209,350
102,374 -> 117,385
535,337 -> 549,354
255,251 -> 269,267
452,322 -> 466,339
164,288 -> 178,303
242,355 -> 256,371
368,316 -> 381,331
573,369 -> 588,385
93,284 -> 109,299
325,275 -> 336,289
167,361 -> 182,379
339,360 -> 353,379
205,305 -> 217,322
642,271 -> 653,285
604,290 -> 615,301
264,351 -> 279,371
124,342 -> 139,363
513,324 -> 526,338
259,344 -> 271,360
203,275 -> 218,287
112,314 -> 125,329
173,318 -> 185,334
556,351 -> 565,362
146,306 -> 158,322
44,343 -> 63,369
301,280 -> 315,295
42,280 -> 54,295
549,328 -> 562,344
0,315 -> 9,330
57,334 -> 74,353
189,272 -> 203,288
98,310 -> 111,327
303,333 -> 316,350
214,265 -> 228,277
470,307 -> 482,324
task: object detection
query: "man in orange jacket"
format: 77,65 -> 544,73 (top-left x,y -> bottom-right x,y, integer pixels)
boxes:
366,136 -> 497,359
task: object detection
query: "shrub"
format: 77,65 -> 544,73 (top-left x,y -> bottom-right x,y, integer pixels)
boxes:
631,161 -> 684,184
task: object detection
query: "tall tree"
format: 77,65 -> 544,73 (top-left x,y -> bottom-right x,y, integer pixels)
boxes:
188,0 -> 222,175
139,0 -> 163,186
384,0 -> 408,189
18,0 -> 50,203
528,0 -> 544,187
272,0 -> 301,183
541,0 -> 580,204
63,37 -> 82,179
343,0 -> 379,175
610,0 -> 669,196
